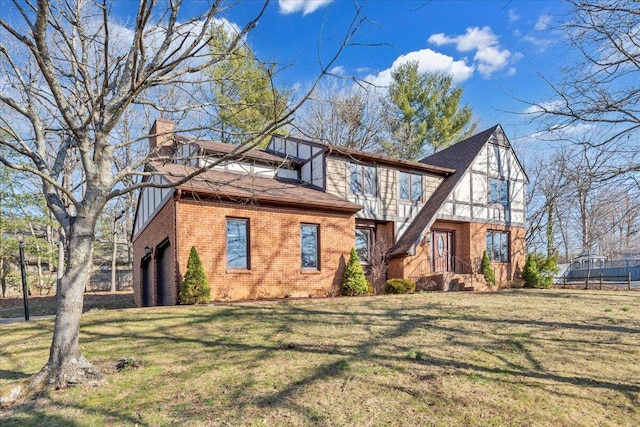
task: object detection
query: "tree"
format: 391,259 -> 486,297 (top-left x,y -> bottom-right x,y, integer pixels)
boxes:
179,247 -> 210,305
0,0 -> 362,393
341,248 -> 369,296
296,81 -> 387,151
523,253 -> 557,289
209,25 -> 289,146
382,61 -> 475,159
480,250 -> 495,287
531,0 -> 640,177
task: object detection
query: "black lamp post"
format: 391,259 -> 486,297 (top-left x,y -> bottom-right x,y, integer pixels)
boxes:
19,241 -> 30,321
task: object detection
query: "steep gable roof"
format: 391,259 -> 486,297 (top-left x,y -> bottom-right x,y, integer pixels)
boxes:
388,125 -> 501,258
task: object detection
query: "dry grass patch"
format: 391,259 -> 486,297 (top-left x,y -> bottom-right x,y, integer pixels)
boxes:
1,289 -> 639,426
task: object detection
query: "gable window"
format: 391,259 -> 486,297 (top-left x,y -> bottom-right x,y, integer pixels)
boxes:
490,178 -> 509,206
301,224 -> 320,269
350,163 -> 376,196
355,228 -> 373,263
486,230 -> 509,263
399,172 -> 423,202
227,219 -> 249,269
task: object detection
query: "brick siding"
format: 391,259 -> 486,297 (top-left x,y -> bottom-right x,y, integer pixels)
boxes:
133,195 -> 356,305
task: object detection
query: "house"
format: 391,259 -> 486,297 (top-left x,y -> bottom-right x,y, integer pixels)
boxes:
132,119 -> 527,306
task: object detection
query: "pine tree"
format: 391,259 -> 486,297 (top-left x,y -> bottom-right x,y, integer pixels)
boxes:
341,248 -> 369,296
480,250 -> 496,287
179,247 -> 211,304
383,61 -> 476,159
522,253 -> 540,288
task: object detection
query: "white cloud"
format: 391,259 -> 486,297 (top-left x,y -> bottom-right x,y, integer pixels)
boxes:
509,9 -> 520,23
362,48 -> 474,88
329,65 -> 345,76
534,15 -> 553,31
522,101 -> 564,116
523,35 -> 554,51
428,26 -> 512,78
278,0 -> 333,15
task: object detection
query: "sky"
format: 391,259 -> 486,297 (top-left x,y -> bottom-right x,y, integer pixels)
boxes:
211,0 -> 570,151
0,0 -> 570,154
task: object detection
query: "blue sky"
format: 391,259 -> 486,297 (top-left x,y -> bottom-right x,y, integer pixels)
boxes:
213,0 -> 569,147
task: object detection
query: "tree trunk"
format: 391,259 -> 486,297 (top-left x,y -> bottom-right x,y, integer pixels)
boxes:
31,223 -> 104,390
0,257 -> 6,298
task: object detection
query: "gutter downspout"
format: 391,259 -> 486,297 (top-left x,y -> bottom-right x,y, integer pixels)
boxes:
174,189 -> 182,303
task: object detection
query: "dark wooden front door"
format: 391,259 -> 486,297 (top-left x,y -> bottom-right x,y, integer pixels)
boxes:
155,240 -> 173,306
432,230 -> 454,272
141,256 -> 152,307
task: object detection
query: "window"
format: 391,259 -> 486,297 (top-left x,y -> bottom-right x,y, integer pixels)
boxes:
399,172 -> 423,202
226,219 -> 249,269
301,224 -> 319,269
490,178 -> 509,206
486,231 -> 509,262
355,228 -> 372,263
350,163 -> 376,196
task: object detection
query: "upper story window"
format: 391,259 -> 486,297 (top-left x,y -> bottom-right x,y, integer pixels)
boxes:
301,224 -> 320,269
490,178 -> 509,206
350,163 -> 376,196
399,172 -> 423,203
226,218 -> 249,269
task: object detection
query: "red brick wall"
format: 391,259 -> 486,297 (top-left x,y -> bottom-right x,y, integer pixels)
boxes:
174,197 -> 355,301
132,198 -> 178,307
387,220 -> 526,286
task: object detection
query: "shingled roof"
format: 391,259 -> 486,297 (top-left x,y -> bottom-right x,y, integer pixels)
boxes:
154,162 -> 362,214
388,125 -> 501,258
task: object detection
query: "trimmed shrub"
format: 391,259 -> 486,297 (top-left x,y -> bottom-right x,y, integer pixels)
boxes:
480,250 -> 496,286
179,246 -> 211,304
341,248 -> 369,296
523,253 -> 557,289
384,278 -> 416,294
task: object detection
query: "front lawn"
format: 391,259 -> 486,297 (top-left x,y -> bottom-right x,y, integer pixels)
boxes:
1,289 -> 639,426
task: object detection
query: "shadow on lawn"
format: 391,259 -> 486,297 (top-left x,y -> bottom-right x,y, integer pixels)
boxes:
4,294 -> 640,425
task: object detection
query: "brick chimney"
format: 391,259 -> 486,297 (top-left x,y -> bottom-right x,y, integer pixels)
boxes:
148,118 -> 175,158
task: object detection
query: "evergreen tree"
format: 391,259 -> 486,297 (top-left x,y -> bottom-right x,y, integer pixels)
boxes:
209,25 -> 289,146
341,248 -> 369,296
383,61 -> 475,159
179,247 -> 211,304
523,253 -> 557,289
480,250 -> 496,287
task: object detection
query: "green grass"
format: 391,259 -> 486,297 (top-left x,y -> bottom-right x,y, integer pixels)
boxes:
1,289 -> 639,426
0,292 -> 135,318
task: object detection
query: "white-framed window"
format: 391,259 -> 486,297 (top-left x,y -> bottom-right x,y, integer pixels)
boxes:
301,224 -> 320,269
399,172 -> 423,202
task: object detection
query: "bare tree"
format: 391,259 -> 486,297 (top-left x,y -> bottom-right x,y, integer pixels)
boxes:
295,80 -> 387,151
531,0 -> 640,174
0,0 -> 363,393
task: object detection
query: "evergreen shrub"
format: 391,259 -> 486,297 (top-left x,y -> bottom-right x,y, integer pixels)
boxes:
341,248 -> 369,296
179,246 -> 211,304
384,278 -> 416,294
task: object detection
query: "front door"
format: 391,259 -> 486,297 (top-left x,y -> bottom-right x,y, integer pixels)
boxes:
432,230 -> 454,272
